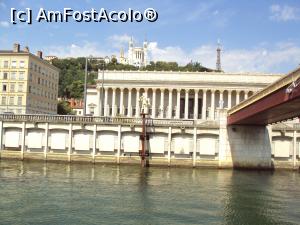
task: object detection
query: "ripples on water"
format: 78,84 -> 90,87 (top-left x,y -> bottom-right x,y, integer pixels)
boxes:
0,160 -> 299,225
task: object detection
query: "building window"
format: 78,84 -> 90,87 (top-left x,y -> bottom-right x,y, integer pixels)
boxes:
9,96 -> 14,105
18,84 -> 23,92
1,96 -> 6,105
19,72 -> 25,80
10,83 -> 15,92
17,96 -> 22,106
3,61 -> 8,68
34,64 -> 37,71
10,72 -> 16,80
29,73 -> 32,81
38,77 -> 40,84
20,61 -> 25,68
29,86 -> 31,93
3,72 -> 8,79
2,84 -> 7,92
11,61 -> 17,68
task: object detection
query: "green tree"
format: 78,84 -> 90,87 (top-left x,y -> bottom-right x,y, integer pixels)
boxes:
57,100 -> 74,115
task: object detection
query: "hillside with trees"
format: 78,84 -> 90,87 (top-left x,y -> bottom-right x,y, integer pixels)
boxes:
52,58 -> 216,100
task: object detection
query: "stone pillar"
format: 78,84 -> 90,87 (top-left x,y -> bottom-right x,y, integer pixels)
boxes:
120,88 -> 124,115
193,127 -> 197,167
44,122 -> 49,160
152,89 -> 156,118
104,88 -> 108,116
228,90 -> 232,109
218,109 -> 230,168
112,88 -> 116,116
245,91 -> 248,99
293,130 -> 297,169
92,124 -> 97,162
128,88 -> 132,117
202,89 -> 207,120
176,89 -> 181,119
21,122 -> 26,160
117,125 -> 121,164
160,89 -> 165,118
210,90 -> 215,120
194,89 -> 199,119
135,88 -> 140,117
184,89 -> 189,119
168,89 -> 173,119
0,121 -> 3,152
168,127 -> 172,166
219,90 -> 224,108
236,90 -> 240,105
68,123 -> 72,162
96,87 -> 101,116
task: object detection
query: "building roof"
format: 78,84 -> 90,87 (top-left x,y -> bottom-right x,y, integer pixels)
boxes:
0,50 -> 60,72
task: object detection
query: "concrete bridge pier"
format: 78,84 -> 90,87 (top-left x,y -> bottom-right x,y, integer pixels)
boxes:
219,109 -> 273,169
227,125 -> 272,169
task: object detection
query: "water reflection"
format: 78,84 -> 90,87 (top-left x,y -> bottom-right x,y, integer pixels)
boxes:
224,171 -> 295,225
0,161 -> 299,225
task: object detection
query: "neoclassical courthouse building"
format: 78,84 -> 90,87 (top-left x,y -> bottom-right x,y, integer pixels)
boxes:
86,70 -> 282,120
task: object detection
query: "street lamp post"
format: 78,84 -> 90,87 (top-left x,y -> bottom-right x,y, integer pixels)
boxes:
83,56 -> 104,116
101,62 -> 105,116
83,57 -> 88,116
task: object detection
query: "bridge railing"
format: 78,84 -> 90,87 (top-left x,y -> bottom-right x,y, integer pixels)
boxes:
0,114 -> 219,128
228,67 -> 300,115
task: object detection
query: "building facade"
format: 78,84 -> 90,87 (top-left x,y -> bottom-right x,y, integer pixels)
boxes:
0,43 -> 59,114
0,70 -> 299,169
86,70 -> 282,119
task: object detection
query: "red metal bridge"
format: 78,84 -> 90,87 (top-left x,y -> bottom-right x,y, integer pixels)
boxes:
228,67 -> 300,125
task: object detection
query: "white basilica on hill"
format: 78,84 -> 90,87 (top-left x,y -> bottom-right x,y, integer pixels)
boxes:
119,37 -> 149,68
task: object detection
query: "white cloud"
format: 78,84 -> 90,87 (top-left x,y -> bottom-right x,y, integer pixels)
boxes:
45,41 -> 116,58
148,42 -> 300,73
106,34 -> 133,49
45,37 -> 300,74
270,4 -> 299,21
0,21 -> 9,28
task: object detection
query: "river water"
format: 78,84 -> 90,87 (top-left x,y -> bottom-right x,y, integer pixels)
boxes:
0,160 -> 299,225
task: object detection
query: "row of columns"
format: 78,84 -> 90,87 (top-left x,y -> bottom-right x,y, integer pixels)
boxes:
97,88 -> 253,120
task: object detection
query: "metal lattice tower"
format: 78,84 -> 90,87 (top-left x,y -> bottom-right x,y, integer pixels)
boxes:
216,40 -> 222,71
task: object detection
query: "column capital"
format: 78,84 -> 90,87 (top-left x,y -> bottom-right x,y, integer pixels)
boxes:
160,88 -> 165,91
228,89 -> 232,94
177,88 -> 181,92
236,90 -> 240,94
202,88 -> 207,93
211,89 -> 216,93
168,88 -> 173,92
127,87 -> 132,91
194,89 -> 200,94
112,87 -> 116,91
219,89 -> 224,94
185,89 -> 190,93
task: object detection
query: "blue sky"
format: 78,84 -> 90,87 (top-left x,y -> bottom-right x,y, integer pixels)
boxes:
0,0 -> 300,73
